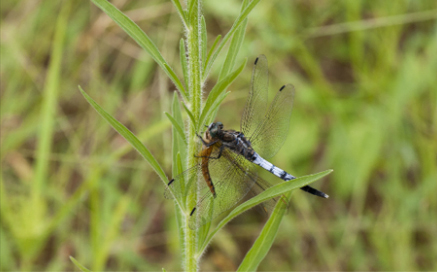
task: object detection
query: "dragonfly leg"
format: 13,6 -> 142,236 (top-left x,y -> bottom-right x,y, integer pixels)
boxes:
196,133 -> 218,147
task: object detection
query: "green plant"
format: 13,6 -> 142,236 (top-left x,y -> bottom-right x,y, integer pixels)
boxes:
76,0 -> 331,270
3,0 -> 436,271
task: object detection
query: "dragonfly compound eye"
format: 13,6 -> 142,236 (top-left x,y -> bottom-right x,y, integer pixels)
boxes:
208,122 -> 223,138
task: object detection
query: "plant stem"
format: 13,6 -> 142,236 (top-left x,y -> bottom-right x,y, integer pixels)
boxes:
185,0 -> 202,270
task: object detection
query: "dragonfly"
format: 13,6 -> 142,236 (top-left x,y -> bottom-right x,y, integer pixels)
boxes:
166,55 -> 328,229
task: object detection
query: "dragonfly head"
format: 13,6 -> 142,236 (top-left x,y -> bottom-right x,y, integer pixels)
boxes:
207,122 -> 224,138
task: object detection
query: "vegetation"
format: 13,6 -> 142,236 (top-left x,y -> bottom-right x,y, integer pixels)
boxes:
1,0 -> 436,271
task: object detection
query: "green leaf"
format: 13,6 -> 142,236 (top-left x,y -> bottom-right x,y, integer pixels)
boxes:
78,86 -> 169,190
197,199 -> 213,249
203,0 -> 261,81
171,92 -> 187,163
204,92 -> 230,126
165,112 -> 187,146
175,153 -> 186,208
170,94 -> 186,247
218,0 -> 249,80
163,63 -> 188,99
199,169 -> 333,253
237,192 -> 290,271
187,0 -> 197,26
69,256 -> 91,272
203,35 -> 221,73
172,96 -> 181,180
201,16 -> 207,77
170,0 -> 187,26
91,0 -> 187,100
179,39 -> 189,94
183,103 -> 197,130
198,59 -> 247,130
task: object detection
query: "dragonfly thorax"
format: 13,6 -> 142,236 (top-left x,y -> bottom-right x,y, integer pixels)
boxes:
205,122 -> 257,161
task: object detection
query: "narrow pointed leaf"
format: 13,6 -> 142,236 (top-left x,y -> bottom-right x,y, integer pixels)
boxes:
200,169 -> 333,253
201,16 -> 207,77
172,92 -> 187,162
218,0 -> 249,80
180,39 -> 189,92
187,0 -> 197,26
237,192 -> 290,271
204,92 -> 230,126
199,59 -> 246,129
170,0 -> 187,26
183,103 -> 197,130
163,63 -> 188,100
91,0 -> 186,99
165,112 -> 187,145
203,0 -> 261,81
70,256 -> 91,272
79,86 -> 168,186
203,35 -> 221,72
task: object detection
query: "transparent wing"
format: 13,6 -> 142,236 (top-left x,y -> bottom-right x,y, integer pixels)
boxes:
165,144 -> 223,203
164,163 -> 201,202
189,149 -> 257,229
241,55 -> 269,137
188,150 -> 289,229
249,84 -> 295,159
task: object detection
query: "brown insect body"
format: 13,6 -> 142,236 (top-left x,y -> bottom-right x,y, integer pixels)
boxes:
199,136 -> 218,198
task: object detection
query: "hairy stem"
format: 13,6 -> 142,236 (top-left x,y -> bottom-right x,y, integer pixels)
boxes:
184,0 -> 202,270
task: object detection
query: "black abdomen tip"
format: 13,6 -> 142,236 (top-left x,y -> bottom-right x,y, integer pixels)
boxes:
279,85 -> 285,91
254,57 -> 259,65
167,179 -> 174,185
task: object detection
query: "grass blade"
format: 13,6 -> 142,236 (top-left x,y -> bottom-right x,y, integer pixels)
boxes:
33,0 -> 68,200
70,256 -> 91,272
199,169 -> 333,253
237,192 -> 290,271
91,0 -> 187,99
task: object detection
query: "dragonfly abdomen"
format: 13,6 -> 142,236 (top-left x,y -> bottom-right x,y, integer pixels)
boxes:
201,146 -> 217,198
251,153 -> 295,181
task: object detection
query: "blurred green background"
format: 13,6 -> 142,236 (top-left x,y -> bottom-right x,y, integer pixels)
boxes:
1,0 -> 437,271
